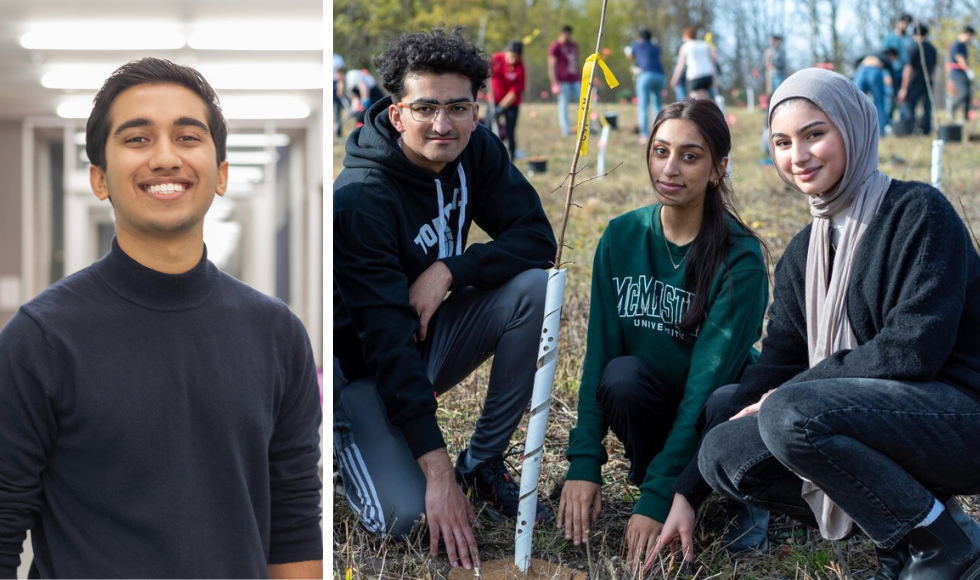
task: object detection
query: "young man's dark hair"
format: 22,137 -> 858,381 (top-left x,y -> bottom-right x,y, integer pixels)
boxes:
373,27 -> 490,101
639,28 -> 652,42
913,23 -> 929,37
86,57 -> 228,170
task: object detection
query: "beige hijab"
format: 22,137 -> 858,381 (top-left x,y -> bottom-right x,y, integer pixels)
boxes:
768,68 -> 892,540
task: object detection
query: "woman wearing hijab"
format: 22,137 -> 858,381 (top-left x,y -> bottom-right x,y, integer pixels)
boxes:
685,68 -> 980,580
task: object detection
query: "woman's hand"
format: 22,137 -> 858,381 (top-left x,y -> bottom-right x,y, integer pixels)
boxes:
625,513 -> 664,575
730,389 -> 776,420
557,479 -> 602,546
653,494 -> 696,565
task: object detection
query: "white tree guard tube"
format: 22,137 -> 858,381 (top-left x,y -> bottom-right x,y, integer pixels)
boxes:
515,268 -> 566,573
931,138 -> 943,190
596,123 -> 611,177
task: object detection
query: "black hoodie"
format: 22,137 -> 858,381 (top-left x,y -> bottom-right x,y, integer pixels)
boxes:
334,96 -> 557,458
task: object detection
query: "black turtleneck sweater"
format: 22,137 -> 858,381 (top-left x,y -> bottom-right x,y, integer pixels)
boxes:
0,240 -> 323,579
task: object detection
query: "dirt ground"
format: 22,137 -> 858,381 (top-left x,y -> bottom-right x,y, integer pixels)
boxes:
447,558 -> 587,580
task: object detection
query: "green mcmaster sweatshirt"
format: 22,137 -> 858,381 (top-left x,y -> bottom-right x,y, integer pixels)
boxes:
565,204 -> 768,521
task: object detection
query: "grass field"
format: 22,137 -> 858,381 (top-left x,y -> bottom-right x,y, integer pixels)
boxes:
331,99 -> 980,579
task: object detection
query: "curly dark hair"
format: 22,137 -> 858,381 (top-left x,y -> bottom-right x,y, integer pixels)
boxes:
374,27 -> 491,101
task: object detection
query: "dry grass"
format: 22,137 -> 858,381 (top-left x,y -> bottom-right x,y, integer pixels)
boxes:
331,100 -> 980,579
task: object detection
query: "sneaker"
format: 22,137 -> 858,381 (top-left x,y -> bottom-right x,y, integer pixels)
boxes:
454,449 -> 553,524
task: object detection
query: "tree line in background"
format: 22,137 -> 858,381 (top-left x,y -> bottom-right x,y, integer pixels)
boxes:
333,0 -> 978,106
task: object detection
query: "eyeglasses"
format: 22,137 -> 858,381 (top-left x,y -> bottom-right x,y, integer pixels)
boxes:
396,101 -> 478,122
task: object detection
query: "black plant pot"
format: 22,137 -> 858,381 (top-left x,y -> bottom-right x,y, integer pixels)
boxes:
938,124 -> 963,142
602,112 -> 618,130
526,156 -> 548,175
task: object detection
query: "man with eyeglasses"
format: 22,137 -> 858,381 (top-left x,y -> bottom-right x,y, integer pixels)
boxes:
333,27 -> 557,570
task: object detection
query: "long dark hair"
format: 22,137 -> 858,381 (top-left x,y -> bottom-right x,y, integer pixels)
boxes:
646,98 -> 771,337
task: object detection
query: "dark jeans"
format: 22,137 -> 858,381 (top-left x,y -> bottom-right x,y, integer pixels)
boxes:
951,71 -> 972,122
493,105 -> 520,160
854,65 -> 888,136
901,81 -> 932,134
596,356 -> 684,485
334,269 -> 548,537
699,378 -> 980,549
333,80 -> 344,137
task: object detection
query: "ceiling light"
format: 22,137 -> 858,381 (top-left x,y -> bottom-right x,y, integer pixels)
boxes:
58,98 -> 97,119
188,21 -> 322,51
224,183 -> 256,197
226,151 -> 278,165
227,134 -> 291,147
227,166 -> 265,182
220,96 -> 311,119
42,63 -> 322,91
197,63 -> 323,90
21,22 -> 185,50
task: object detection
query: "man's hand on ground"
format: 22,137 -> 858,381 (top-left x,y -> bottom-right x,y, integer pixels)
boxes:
408,261 -> 453,342
418,449 -> 480,569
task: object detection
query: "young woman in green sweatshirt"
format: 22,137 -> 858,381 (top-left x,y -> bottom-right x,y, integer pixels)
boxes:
556,98 -> 769,574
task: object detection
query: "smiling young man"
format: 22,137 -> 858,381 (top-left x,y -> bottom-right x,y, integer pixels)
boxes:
0,58 -> 322,579
333,27 -> 556,571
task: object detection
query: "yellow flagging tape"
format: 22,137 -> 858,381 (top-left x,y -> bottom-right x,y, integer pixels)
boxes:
576,54 -> 620,156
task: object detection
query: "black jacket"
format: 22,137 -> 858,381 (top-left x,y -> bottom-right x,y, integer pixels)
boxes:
728,179 -> 980,412
333,96 -> 556,457
674,179 -> 980,508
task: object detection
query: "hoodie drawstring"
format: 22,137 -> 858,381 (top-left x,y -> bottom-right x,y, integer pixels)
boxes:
435,180 -> 448,259
455,166 -> 468,256
434,165 -> 468,259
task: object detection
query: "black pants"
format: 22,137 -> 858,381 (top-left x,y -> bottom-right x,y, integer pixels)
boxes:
699,378 -> 980,548
597,356 -> 685,485
333,80 -> 344,137
951,71 -> 972,122
334,270 -> 548,537
901,81 -> 932,135
493,105 -> 520,160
